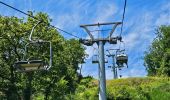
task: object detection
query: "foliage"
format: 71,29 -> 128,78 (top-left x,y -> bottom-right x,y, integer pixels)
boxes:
0,13 -> 85,99
70,77 -> 170,100
144,25 -> 170,76
66,76 -> 98,100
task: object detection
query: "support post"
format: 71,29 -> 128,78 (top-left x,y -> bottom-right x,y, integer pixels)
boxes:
115,67 -> 118,79
80,22 -> 122,100
24,72 -> 33,100
98,63 -> 100,99
112,55 -> 117,79
113,67 -> 116,79
98,41 -> 106,100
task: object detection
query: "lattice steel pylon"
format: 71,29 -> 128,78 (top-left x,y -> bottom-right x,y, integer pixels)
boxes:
79,22 -> 121,100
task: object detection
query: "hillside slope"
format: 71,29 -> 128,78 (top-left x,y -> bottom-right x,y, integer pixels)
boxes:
69,77 -> 170,100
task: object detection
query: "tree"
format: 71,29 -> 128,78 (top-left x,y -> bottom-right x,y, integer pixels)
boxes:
144,25 -> 170,76
0,12 -> 85,99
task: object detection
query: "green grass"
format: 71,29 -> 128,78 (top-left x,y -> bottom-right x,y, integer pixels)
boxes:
70,77 -> 170,100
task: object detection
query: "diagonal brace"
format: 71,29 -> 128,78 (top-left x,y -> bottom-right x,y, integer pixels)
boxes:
108,22 -> 121,39
80,26 -> 94,40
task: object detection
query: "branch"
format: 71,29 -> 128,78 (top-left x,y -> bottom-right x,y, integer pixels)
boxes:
0,73 -> 10,81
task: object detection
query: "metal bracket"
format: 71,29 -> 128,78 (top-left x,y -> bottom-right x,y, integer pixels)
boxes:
108,22 -> 122,39
29,21 -> 42,42
80,26 -> 94,40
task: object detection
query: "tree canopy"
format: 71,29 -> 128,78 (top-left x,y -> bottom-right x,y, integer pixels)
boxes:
0,12 -> 85,99
144,25 -> 170,76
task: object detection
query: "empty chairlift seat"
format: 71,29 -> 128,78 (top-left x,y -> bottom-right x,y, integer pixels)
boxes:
14,60 -> 47,72
92,55 -> 98,63
14,21 -> 52,72
14,41 -> 52,72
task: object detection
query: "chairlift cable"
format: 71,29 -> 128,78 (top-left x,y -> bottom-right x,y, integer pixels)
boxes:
0,1 -> 80,39
118,41 -> 121,50
118,0 -> 127,51
0,1 -> 37,20
120,0 -> 127,36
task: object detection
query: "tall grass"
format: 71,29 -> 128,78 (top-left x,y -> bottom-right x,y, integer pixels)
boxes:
70,77 -> 170,100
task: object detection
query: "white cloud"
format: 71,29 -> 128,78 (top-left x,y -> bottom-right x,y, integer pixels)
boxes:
6,0 -> 168,79
102,1 -> 170,79
52,0 -> 170,79
156,14 -> 170,25
155,2 -> 170,25
93,3 -> 118,23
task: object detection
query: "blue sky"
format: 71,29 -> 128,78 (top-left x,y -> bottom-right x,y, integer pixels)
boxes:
0,0 -> 170,79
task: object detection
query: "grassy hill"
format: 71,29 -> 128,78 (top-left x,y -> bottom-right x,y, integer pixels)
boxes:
68,77 -> 170,100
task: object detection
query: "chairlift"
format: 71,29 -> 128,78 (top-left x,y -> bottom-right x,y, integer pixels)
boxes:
116,53 -> 128,67
92,55 -> 98,63
92,55 -> 108,63
14,60 -> 47,72
116,41 -> 128,68
14,21 -> 52,72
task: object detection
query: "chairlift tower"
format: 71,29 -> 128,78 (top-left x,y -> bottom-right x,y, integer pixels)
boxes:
80,22 -> 121,100
107,49 -> 120,79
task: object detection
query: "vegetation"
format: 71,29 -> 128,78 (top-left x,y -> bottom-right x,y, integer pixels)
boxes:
144,25 -> 170,76
0,13 -> 86,99
0,10 -> 170,99
67,24 -> 170,100
71,77 -> 170,100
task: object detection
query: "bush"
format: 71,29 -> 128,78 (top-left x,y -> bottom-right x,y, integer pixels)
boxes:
69,77 -> 170,100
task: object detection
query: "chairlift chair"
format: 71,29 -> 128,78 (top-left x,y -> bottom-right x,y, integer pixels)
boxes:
92,55 -> 98,63
14,60 -> 46,72
116,41 -> 128,68
14,21 -> 52,72
14,40 -> 52,72
116,53 -> 128,68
